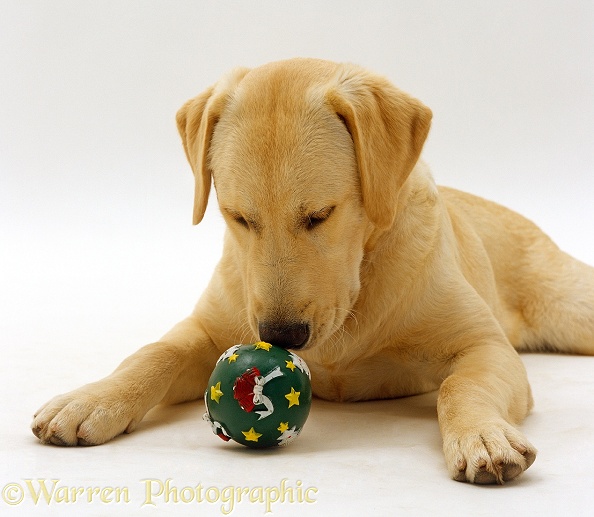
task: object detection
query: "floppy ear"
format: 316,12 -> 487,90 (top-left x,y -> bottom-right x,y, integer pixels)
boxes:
326,66 -> 432,230
176,68 -> 250,225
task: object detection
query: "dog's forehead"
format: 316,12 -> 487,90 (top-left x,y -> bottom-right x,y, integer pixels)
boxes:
210,81 -> 358,211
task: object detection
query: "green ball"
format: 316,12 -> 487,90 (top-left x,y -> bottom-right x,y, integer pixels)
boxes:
203,342 -> 312,448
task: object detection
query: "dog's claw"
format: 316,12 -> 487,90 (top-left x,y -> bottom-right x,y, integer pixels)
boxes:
445,421 -> 537,484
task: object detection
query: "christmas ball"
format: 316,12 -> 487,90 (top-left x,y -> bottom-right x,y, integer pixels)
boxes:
203,342 -> 312,448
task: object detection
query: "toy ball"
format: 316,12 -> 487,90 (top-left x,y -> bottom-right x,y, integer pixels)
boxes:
203,342 -> 312,448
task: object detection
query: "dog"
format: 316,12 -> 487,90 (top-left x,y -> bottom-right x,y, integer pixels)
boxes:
32,58 -> 594,484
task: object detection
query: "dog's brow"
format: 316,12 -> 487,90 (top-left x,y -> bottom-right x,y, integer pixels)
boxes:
223,207 -> 263,233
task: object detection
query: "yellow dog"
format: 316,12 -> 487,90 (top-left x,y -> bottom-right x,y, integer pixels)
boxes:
32,58 -> 594,484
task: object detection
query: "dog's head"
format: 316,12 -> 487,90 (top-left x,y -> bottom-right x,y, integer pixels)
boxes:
176,58 -> 431,351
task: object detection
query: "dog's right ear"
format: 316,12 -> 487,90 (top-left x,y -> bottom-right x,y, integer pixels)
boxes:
176,68 -> 250,225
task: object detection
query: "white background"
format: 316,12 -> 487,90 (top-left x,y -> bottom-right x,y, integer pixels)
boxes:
1,2 -> 593,516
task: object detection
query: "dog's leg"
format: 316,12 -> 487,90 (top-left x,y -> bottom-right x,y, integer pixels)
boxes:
436,311 -> 537,484
31,316 -> 220,446
521,252 -> 594,355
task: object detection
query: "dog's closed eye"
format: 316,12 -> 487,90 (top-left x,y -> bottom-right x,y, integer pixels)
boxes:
305,206 -> 335,231
232,213 -> 250,229
225,209 -> 259,232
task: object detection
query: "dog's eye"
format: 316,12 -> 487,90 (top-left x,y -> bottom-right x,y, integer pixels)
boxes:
233,215 -> 250,229
236,215 -> 249,227
306,206 -> 334,230
225,210 -> 251,230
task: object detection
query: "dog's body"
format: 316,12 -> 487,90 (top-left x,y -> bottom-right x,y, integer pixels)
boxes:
32,59 -> 594,484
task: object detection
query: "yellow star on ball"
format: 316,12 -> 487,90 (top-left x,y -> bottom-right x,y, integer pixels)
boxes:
285,387 -> 301,408
254,341 -> 272,351
285,360 -> 296,371
242,427 -> 263,442
227,353 -> 239,363
210,381 -> 224,403
278,422 -> 289,433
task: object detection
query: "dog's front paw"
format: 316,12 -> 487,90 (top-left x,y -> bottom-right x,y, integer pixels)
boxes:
32,379 -> 147,446
442,421 -> 537,484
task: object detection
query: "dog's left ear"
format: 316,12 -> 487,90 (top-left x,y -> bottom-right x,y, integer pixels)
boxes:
326,66 -> 432,230
176,68 -> 250,225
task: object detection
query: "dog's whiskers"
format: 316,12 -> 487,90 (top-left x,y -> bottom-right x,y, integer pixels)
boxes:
230,307 -> 255,344
335,307 -> 361,340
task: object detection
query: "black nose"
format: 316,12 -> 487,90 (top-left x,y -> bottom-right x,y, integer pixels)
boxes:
258,321 -> 310,350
